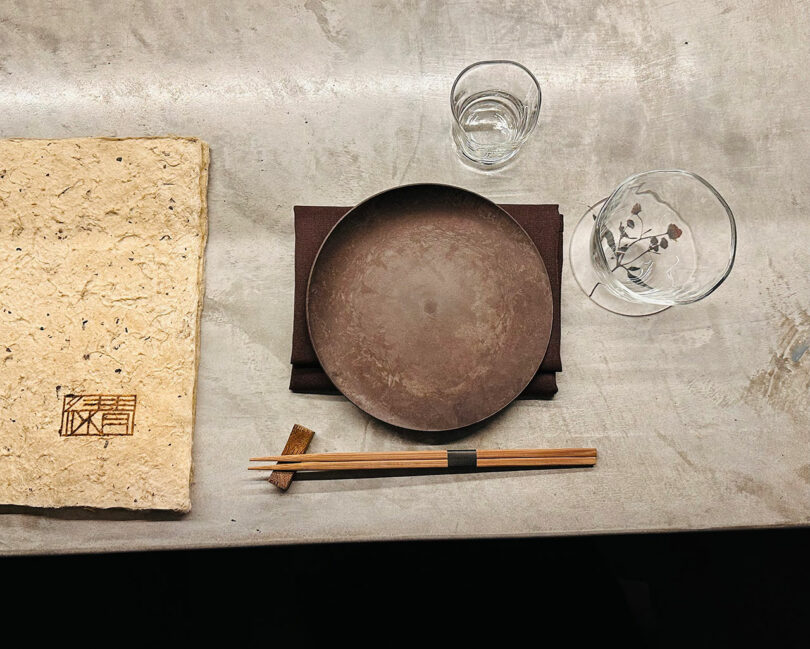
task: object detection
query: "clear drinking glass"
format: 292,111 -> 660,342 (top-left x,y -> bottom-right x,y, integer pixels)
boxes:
451,60 -> 541,168
569,170 -> 737,316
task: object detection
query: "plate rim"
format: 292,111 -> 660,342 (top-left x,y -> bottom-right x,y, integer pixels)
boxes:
305,182 -> 553,431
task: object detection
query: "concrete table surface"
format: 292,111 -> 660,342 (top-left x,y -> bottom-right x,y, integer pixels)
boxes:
1,0 -> 809,555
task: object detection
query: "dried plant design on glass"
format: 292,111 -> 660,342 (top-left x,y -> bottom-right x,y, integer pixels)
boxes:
572,169 -> 735,316
596,202 -> 683,289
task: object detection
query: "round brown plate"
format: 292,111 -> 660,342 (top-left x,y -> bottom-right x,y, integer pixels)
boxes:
307,184 -> 553,431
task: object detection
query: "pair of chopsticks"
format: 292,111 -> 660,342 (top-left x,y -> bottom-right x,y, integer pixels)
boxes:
249,447 -> 597,472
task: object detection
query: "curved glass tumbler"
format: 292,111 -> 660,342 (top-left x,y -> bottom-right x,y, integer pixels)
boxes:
451,60 -> 541,168
571,170 -> 736,316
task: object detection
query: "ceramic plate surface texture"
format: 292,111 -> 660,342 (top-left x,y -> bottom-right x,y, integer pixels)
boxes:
307,184 -> 553,431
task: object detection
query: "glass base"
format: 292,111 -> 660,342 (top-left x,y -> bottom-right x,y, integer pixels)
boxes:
569,199 -> 670,317
454,143 -> 520,171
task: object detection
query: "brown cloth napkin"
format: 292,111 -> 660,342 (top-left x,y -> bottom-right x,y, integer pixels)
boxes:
290,204 -> 563,398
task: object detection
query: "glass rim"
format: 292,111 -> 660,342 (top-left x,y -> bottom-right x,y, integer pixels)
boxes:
594,169 -> 737,305
450,59 -> 542,124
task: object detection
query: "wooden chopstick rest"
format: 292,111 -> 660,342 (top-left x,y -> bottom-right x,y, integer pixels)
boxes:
267,424 -> 315,491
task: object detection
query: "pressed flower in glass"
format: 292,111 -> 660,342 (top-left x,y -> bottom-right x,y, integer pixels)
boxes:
569,170 -> 737,316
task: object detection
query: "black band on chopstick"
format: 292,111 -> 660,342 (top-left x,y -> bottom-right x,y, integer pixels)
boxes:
447,449 -> 477,467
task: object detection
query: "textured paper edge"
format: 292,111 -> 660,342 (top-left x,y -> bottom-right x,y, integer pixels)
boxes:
184,138 -> 210,512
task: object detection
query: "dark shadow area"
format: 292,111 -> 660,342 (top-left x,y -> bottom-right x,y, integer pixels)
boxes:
270,463 -> 595,482
3,528 -> 810,646
0,504 -> 185,521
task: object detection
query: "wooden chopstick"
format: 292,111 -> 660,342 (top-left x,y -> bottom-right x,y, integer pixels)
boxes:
249,456 -> 596,472
250,448 -> 597,462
